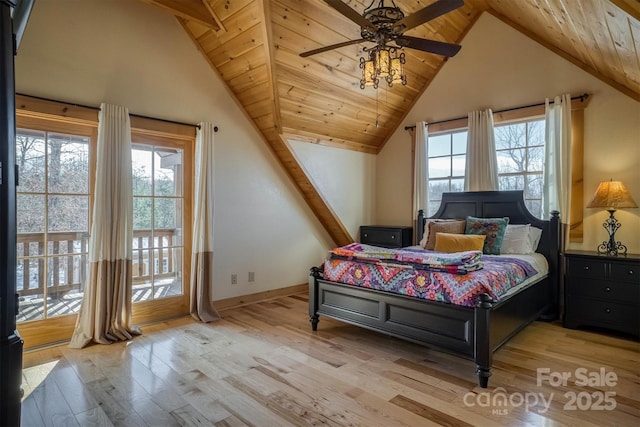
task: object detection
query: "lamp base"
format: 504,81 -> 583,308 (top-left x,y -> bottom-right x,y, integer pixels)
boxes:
597,209 -> 627,256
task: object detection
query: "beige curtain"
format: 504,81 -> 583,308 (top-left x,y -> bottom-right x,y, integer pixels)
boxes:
69,104 -> 140,348
543,94 -> 572,224
464,109 -> 498,191
413,121 -> 429,218
190,122 -> 220,322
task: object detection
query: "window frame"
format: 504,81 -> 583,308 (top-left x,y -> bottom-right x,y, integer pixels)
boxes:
15,95 -> 196,349
421,98 -> 586,230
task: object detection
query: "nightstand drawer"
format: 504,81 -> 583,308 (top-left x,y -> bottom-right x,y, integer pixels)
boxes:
360,226 -> 412,248
361,228 -> 402,246
567,279 -> 639,303
566,257 -> 606,279
610,262 -> 640,284
566,297 -> 639,336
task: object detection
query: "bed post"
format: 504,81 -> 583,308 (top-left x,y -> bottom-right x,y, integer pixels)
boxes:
416,209 -> 425,245
541,210 -> 561,321
475,294 -> 493,388
309,267 -> 321,331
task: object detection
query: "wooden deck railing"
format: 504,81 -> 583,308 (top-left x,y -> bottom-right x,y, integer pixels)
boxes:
16,228 -> 179,298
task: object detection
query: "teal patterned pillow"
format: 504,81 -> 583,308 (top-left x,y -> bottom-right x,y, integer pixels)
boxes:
465,216 -> 510,255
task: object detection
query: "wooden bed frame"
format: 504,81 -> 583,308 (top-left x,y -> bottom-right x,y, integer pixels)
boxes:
309,191 -> 560,388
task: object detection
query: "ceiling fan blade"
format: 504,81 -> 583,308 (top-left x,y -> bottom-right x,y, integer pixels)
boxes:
300,39 -> 366,57
393,0 -> 464,34
323,0 -> 376,32
396,36 -> 461,57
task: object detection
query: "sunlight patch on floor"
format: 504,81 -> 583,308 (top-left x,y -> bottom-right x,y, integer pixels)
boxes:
21,360 -> 59,400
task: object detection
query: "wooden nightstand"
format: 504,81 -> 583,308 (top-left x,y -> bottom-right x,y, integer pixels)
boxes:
563,250 -> 640,338
360,225 -> 412,249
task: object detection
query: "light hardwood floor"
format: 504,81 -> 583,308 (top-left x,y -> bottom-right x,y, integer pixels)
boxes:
21,293 -> 639,426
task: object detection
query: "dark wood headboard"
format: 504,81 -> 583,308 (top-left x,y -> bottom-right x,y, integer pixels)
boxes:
417,191 -> 560,313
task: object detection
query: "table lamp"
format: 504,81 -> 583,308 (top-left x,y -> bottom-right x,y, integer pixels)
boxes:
586,180 -> 638,255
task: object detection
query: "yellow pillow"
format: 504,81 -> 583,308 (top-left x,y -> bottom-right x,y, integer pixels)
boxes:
434,232 -> 486,253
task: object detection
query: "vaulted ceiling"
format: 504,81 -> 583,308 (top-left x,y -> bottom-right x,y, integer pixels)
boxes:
141,0 -> 640,245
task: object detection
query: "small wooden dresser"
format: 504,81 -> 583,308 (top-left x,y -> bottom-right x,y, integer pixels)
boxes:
563,250 -> 640,338
360,225 -> 413,249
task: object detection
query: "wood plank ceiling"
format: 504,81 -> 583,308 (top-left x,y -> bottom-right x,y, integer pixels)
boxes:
141,0 -> 640,246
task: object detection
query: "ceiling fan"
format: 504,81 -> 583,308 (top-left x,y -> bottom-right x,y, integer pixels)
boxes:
299,0 -> 464,59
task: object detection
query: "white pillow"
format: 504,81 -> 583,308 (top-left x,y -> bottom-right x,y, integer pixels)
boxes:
501,224 -> 533,254
529,226 -> 543,251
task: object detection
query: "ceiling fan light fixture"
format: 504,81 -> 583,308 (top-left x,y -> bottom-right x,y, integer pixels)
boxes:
388,52 -> 406,87
360,56 -> 379,89
307,0 -> 464,90
376,48 -> 391,77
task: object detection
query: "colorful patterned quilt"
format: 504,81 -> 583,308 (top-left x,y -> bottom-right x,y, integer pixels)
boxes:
330,243 -> 483,274
322,249 -> 538,307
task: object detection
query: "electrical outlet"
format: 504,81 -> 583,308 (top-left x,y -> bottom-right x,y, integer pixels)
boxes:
231,274 -> 237,285
248,271 -> 255,282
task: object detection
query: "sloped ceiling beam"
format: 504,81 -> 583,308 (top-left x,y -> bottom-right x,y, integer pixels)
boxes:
140,0 -> 221,30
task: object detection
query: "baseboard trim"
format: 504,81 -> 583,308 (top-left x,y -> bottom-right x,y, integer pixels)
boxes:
214,283 -> 308,311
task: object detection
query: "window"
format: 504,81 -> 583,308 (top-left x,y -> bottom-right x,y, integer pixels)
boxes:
495,119 -> 545,217
131,142 -> 184,302
14,95 -> 195,348
426,117 -> 545,217
16,128 -> 90,321
426,130 -> 467,216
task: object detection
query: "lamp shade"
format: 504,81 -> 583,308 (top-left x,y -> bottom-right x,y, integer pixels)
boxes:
586,180 -> 638,209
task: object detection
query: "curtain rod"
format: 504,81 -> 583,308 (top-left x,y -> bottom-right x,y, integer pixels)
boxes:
404,93 -> 589,131
16,93 -> 218,132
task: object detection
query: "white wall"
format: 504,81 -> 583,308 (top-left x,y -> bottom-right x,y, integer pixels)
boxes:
377,13 -> 640,254
289,140 -> 376,240
15,0 -> 334,300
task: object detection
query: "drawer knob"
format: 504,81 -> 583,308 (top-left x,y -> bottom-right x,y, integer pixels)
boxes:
391,235 -> 395,239
364,234 -> 368,237
629,270 -> 634,275
583,266 -> 589,270
605,308 -> 611,314
604,287 -> 611,292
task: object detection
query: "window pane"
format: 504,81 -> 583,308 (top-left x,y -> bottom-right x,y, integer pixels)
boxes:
499,175 -> 524,191
526,200 -> 542,219
133,197 -> 152,230
427,203 -> 439,217
428,134 -> 451,157
428,180 -> 448,202
497,149 -> 526,173
48,134 -> 89,194
154,149 -> 182,197
428,157 -> 451,178
154,198 -> 178,229
527,146 -> 544,171
495,123 -> 526,150
450,178 -> 464,193
48,196 -> 89,232
17,257 -> 44,322
132,146 -> 153,196
16,129 -> 46,193
17,194 -> 45,233
526,174 -> 543,199
133,249 -> 152,303
528,120 -> 545,146
154,247 -> 182,300
48,234 -> 88,255
452,131 -> 467,154
452,155 -> 466,177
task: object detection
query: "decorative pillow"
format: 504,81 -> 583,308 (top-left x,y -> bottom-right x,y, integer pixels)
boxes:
529,226 -> 543,251
465,216 -> 509,255
501,224 -> 533,254
424,220 -> 467,250
434,232 -> 486,253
